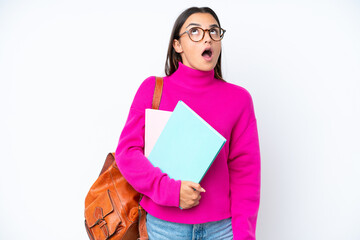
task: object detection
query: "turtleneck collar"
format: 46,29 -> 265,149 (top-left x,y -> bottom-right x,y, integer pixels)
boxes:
168,61 -> 216,88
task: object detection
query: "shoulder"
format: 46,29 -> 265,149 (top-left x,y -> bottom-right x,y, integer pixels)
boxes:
217,79 -> 254,108
130,76 -> 158,110
219,80 -> 257,124
136,76 -> 157,93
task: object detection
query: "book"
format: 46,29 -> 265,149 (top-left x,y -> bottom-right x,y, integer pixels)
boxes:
146,100 -> 226,184
144,108 -> 172,158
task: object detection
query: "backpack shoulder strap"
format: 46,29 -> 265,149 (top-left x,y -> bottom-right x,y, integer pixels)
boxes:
151,76 -> 164,110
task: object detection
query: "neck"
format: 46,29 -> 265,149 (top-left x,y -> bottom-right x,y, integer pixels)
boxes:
169,61 -> 215,88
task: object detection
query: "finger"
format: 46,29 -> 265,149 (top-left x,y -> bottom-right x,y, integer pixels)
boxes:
193,201 -> 200,207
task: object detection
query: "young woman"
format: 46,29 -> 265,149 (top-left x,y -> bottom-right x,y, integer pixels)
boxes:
115,6 -> 261,240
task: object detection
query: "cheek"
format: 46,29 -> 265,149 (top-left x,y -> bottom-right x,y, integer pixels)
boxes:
183,42 -> 199,56
214,44 -> 221,55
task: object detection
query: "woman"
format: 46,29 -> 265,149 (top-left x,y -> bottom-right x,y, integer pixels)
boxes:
115,6 -> 261,240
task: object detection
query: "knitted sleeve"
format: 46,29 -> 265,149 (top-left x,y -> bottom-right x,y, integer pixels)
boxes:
115,76 -> 181,207
228,89 -> 261,240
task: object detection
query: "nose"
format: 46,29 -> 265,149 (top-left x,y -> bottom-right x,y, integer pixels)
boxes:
203,29 -> 212,42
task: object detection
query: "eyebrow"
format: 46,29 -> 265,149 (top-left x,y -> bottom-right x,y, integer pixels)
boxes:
186,23 -> 220,29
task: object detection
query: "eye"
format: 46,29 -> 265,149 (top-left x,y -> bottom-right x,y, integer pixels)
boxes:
190,28 -> 200,35
210,28 -> 220,35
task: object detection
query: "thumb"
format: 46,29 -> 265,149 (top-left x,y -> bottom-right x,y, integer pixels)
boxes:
188,181 -> 206,192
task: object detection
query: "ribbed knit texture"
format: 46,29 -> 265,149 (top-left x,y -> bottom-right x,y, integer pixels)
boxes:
115,61 -> 261,240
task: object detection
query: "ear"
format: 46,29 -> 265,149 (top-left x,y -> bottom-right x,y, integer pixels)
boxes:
173,39 -> 183,54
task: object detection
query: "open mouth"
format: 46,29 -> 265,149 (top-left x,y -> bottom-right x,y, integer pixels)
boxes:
202,48 -> 213,59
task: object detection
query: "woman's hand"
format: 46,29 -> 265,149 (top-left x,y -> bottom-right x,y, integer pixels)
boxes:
179,181 -> 206,209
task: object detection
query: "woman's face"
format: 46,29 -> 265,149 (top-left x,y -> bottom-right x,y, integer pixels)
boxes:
173,13 -> 222,72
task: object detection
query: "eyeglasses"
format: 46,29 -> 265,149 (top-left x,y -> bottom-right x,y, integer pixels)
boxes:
178,26 -> 226,42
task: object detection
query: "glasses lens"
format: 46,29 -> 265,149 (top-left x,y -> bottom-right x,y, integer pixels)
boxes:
189,27 -> 204,41
210,27 -> 223,41
187,27 -> 225,41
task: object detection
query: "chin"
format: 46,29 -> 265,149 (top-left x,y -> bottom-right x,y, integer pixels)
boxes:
198,62 -> 216,71
201,66 -> 214,71
187,59 -> 216,71
194,61 -> 216,71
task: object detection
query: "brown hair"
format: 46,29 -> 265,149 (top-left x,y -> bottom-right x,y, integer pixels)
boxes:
165,7 -> 224,80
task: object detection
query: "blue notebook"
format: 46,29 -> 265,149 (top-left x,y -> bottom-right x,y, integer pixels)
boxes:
147,100 -> 226,184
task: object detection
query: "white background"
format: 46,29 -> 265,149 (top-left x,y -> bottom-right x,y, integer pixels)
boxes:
1,0 -> 359,239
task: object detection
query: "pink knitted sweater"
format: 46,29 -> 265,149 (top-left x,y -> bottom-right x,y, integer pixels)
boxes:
115,61 -> 261,240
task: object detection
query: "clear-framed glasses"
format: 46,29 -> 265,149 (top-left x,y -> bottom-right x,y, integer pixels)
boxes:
178,26 -> 226,42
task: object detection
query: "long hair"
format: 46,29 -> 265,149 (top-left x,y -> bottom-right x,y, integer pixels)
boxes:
165,7 -> 224,80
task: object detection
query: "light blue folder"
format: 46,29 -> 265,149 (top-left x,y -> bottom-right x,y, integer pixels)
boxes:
147,100 -> 226,184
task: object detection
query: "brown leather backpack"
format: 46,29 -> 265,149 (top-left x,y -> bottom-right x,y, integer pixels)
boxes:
84,76 -> 164,240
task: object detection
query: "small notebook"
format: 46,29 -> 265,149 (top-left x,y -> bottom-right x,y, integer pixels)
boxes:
144,109 -> 172,158
147,100 -> 226,184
